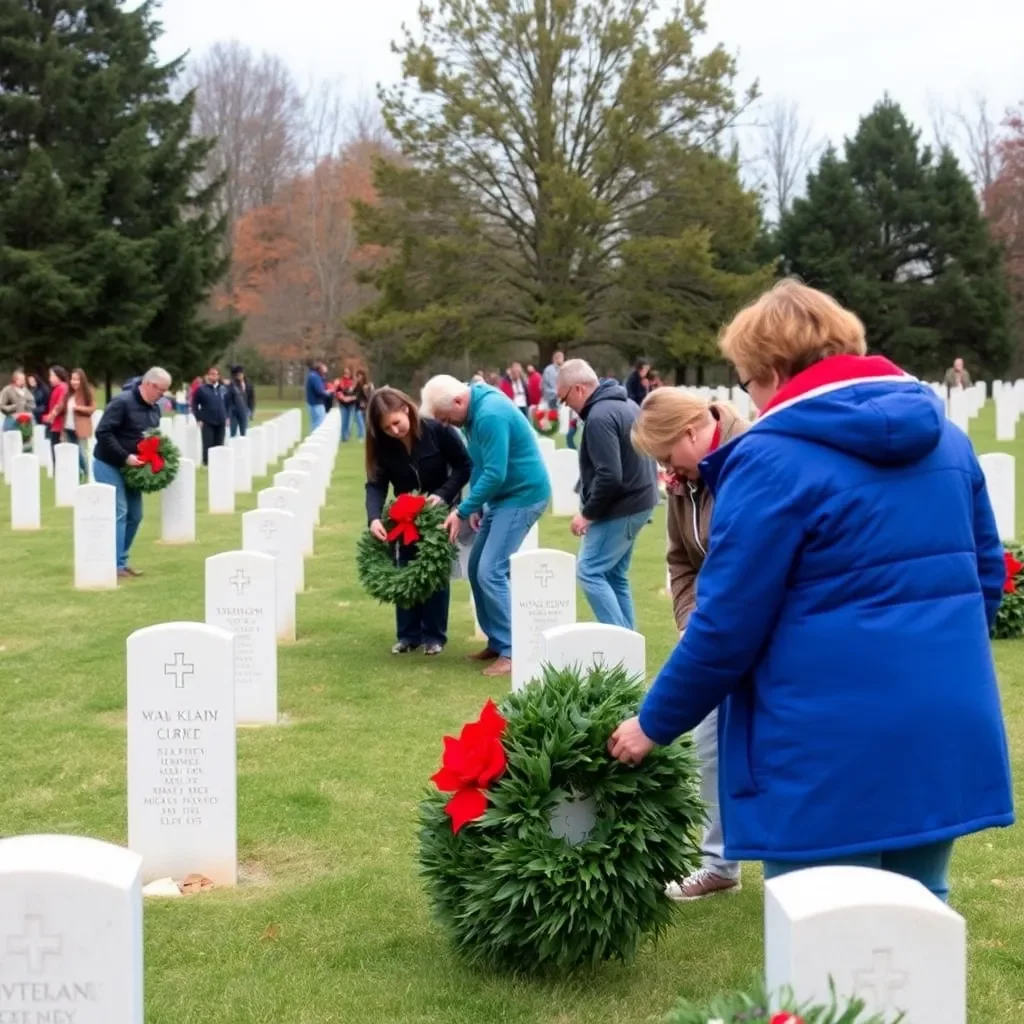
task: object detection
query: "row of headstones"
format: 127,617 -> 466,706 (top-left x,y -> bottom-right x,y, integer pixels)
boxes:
5,409 -> 304,534
120,410 -> 341,893
0,810 -> 966,1021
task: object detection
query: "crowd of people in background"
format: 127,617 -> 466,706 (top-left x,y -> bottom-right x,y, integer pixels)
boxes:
304,361 -> 374,440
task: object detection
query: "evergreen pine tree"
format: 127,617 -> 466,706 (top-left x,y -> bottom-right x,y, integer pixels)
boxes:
0,0 -> 236,390
778,98 -> 1011,376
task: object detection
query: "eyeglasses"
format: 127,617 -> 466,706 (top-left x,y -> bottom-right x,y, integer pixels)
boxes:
737,378 -> 753,393
557,385 -> 574,403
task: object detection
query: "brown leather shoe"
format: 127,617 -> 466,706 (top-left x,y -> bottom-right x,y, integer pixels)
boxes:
117,569 -> 133,580
124,566 -> 144,577
466,648 -> 499,662
482,657 -> 512,677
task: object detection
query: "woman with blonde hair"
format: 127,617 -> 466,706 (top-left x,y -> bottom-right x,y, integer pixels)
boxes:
631,386 -> 748,901
610,279 -> 1013,901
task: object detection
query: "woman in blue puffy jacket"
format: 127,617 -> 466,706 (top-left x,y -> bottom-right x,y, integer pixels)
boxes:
609,280 -> 1014,901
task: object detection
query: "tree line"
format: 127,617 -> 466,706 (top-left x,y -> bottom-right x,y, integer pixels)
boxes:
1,0 -> 1021,392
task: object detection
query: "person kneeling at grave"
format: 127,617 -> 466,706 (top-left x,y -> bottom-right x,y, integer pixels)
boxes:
629,385 -> 749,902
422,373 -> 552,677
365,386 -> 473,656
609,279 -> 1014,903
93,366 -> 170,580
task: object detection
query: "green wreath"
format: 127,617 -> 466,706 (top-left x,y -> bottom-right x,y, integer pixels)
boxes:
419,664 -> 704,972
356,493 -> 457,609
121,430 -> 180,493
992,544 -> 1024,639
666,979 -> 891,1023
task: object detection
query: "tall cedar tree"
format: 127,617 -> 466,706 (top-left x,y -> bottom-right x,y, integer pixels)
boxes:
778,98 -> 1011,377
351,0 -> 764,368
0,0 -> 237,390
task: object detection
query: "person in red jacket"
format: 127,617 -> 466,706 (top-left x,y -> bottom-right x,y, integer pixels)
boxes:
42,365 -> 69,451
526,363 -> 543,407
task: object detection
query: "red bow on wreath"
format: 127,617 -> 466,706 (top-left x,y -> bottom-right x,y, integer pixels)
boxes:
137,435 -> 165,474
387,493 -> 427,544
431,699 -> 508,833
1004,550 -> 1022,594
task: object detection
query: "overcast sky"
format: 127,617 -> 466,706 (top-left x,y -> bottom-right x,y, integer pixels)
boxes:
154,0 -> 1024,154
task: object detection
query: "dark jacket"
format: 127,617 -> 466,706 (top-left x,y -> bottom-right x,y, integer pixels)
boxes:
94,385 -> 161,467
578,380 -> 658,522
30,383 -> 49,423
365,418 -> 473,524
625,370 -> 648,407
228,378 -> 255,419
639,354 -> 1013,861
192,382 -> 228,426
305,369 -> 328,408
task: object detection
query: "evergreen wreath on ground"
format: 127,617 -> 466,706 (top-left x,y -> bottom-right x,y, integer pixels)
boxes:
992,545 -> 1024,639
665,980 -> 895,1023
532,406 -> 559,435
356,493 -> 456,609
419,664 -> 705,972
121,430 -> 180,493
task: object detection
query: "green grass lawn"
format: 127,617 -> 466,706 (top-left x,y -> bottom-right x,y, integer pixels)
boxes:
0,400 -> 1022,1023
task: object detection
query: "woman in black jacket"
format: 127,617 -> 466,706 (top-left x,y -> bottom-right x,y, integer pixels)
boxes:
365,386 -> 472,656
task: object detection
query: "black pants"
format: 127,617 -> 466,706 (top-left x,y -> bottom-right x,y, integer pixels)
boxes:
394,544 -> 450,646
201,423 -> 226,466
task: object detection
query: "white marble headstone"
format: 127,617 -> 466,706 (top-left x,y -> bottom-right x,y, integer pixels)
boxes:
510,549 -> 576,692
2,427 -> 22,479
0,834 -> 143,1023
549,448 -> 580,516
74,484 -> 117,590
184,422 -> 202,467
257,487 -> 312,562
263,421 -> 279,465
229,436 -> 252,494
273,472 -> 314,555
10,453 -> 41,530
160,457 -> 196,544
947,388 -> 969,434
126,622 -> 237,886
207,445 -> 235,514
542,623 -> 645,680
247,425 -> 268,479
33,424 -> 53,477
765,865 -> 965,1023
54,442 -> 79,507
205,552 -> 277,725
518,522 -> 539,552
996,391 -> 1017,442
979,452 -> 1015,541
242,509 -> 299,641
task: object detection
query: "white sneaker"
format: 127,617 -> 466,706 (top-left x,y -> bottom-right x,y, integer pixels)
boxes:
665,867 -> 741,901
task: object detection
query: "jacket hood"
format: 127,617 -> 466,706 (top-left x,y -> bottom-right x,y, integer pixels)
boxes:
755,354 -> 943,467
701,355 -> 944,491
581,379 -> 628,418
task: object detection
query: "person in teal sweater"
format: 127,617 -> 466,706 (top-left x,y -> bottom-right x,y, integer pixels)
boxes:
422,375 -> 551,677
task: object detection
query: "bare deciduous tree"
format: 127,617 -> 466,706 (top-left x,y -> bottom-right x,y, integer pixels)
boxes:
759,99 -> 819,223
183,41 -> 305,233
953,93 -> 1000,192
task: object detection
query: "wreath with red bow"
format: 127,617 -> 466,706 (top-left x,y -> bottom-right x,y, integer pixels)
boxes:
666,980 -> 887,1023
356,492 -> 457,609
993,545 -> 1024,639
419,664 -> 704,972
121,430 -> 181,493
532,406 -> 560,435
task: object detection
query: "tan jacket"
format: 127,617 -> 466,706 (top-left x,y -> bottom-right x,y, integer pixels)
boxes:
666,403 -> 749,630
53,391 -> 97,439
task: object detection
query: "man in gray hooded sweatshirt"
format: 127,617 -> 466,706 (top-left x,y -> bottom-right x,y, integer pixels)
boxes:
556,358 -> 659,629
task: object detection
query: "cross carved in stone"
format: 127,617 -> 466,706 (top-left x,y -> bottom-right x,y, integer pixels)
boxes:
7,915 -> 62,975
164,652 -> 194,689
853,949 -> 909,1010
534,565 -> 555,588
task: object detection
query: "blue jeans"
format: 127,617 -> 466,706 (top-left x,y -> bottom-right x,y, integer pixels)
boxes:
566,422 -> 577,450
64,429 -> 86,477
763,840 -> 955,903
308,404 -> 326,430
576,509 -> 651,629
92,457 -> 144,570
469,501 -> 548,658
341,404 -> 364,441
230,412 -> 248,437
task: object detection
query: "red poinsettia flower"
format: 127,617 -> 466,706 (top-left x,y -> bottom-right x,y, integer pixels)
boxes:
1004,550 -> 1022,594
547,409 -> 558,421
769,1015 -> 804,1024
14,412 -> 32,424
431,699 -> 508,833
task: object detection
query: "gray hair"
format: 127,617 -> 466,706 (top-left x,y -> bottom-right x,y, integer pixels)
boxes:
143,367 -> 172,388
557,359 -> 599,390
420,374 -> 469,417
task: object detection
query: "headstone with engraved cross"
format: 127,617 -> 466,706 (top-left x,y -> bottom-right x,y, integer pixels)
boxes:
0,833 -> 144,1023
510,548 -> 576,693
160,456 -> 196,544
764,865 -> 965,1023
205,551 -> 278,725
74,483 -> 117,590
542,622 -> 646,681
242,508 -> 300,642
127,622 -> 237,885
